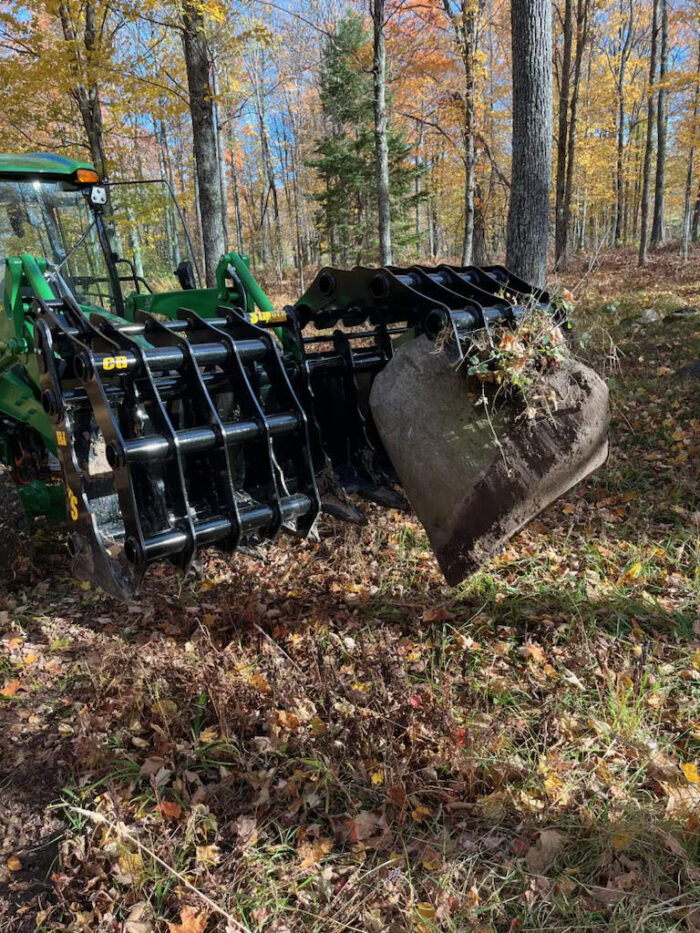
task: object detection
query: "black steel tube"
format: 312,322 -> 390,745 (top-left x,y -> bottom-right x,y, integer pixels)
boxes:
116,317 -> 231,336
126,493 -> 312,563
80,337 -> 268,379
108,412 -> 300,466
62,317 -> 232,339
62,370 -> 233,405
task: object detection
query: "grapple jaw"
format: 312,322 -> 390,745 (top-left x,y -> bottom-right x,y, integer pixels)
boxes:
35,296 -> 321,600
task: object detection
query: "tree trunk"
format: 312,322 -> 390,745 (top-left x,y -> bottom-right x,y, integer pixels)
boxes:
181,0 -> 226,286
692,184 -> 700,242
639,0 -> 658,266
227,119 -> 244,251
506,0 -> 553,287
415,122 -> 424,247
554,0 -> 573,270
473,184 -> 488,265
211,58 -> 228,252
682,39 -> 700,261
441,1 -> 483,265
371,0 -> 392,265
561,0 -> 590,268
650,0 -> 668,248
613,1 -> 635,247
252,49 -> 283,279
58,2 -> 108,178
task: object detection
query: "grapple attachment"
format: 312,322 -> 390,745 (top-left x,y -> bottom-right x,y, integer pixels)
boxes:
35,297 -> 321,599
34,258 -> 608,598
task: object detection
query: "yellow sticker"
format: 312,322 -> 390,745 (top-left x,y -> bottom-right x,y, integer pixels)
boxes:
248,311 -> 287,326
56,430 -> 67,447
102,355 -> 128,371
68,490 -> 79,521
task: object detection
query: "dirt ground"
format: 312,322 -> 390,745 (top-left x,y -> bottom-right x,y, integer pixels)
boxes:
1,248 -> 698,932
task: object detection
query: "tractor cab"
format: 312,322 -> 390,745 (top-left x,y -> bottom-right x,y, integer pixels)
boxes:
0,153 -> 200,320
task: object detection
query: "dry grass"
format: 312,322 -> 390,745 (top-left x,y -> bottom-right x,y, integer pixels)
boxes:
0,250 -> 698,932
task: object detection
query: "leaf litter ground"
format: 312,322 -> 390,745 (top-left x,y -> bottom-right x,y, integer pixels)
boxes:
0,249 -> 698,932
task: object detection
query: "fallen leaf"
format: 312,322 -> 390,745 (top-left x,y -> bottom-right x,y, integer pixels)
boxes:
421,850 -> 441,870
151,699 -> 177,719
523,643 -> 547,665
249,671 -> 271,694
167,907 -> 208,933
234,816 -> 258,850
387,784 -> 407,808
140,757 -> 168,776
611,831 -> 633,852
349,810 -> 383,841
298,837 -> 332,869
525,830 -> 564,874
115,851 -> 145,886
422,607 -> 448,623
416,902 -> 436,923
7,856 -> 22,872
681,762 -> 700,785
370,770 -> 384,786
1,679 -> 20,697
412,805 -> 431,823
588,884 -> 625,904
123,902 -> 154,933
195,844 -> 220,866
156,801 -> 183,821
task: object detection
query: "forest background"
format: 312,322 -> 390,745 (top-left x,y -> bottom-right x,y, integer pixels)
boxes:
1,0 -> 698,291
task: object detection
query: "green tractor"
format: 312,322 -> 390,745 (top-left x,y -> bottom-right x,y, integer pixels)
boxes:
0,153 -> 609,599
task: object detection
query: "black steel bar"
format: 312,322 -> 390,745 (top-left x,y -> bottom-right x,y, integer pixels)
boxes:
109,412 -> 300,465
80,337 -> 268,378
126,493 -> 312,563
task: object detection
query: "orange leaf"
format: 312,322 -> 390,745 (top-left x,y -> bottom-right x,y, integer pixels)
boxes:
1,679 -> 20,697
298,837 -> 333,869
156,801 -> 183,820
7,856 -> 22,872
411,805 -> 431,823
422,607 -> 448,623
167,906 -> 208,933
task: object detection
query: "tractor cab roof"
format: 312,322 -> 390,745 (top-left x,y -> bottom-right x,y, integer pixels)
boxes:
0,153 -> 98,183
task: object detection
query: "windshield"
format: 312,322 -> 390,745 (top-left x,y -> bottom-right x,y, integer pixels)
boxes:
0,179 -> 115,310
105,181 -> 200,296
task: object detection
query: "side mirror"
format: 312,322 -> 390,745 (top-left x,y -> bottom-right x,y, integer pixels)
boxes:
175,260 -> 196,291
